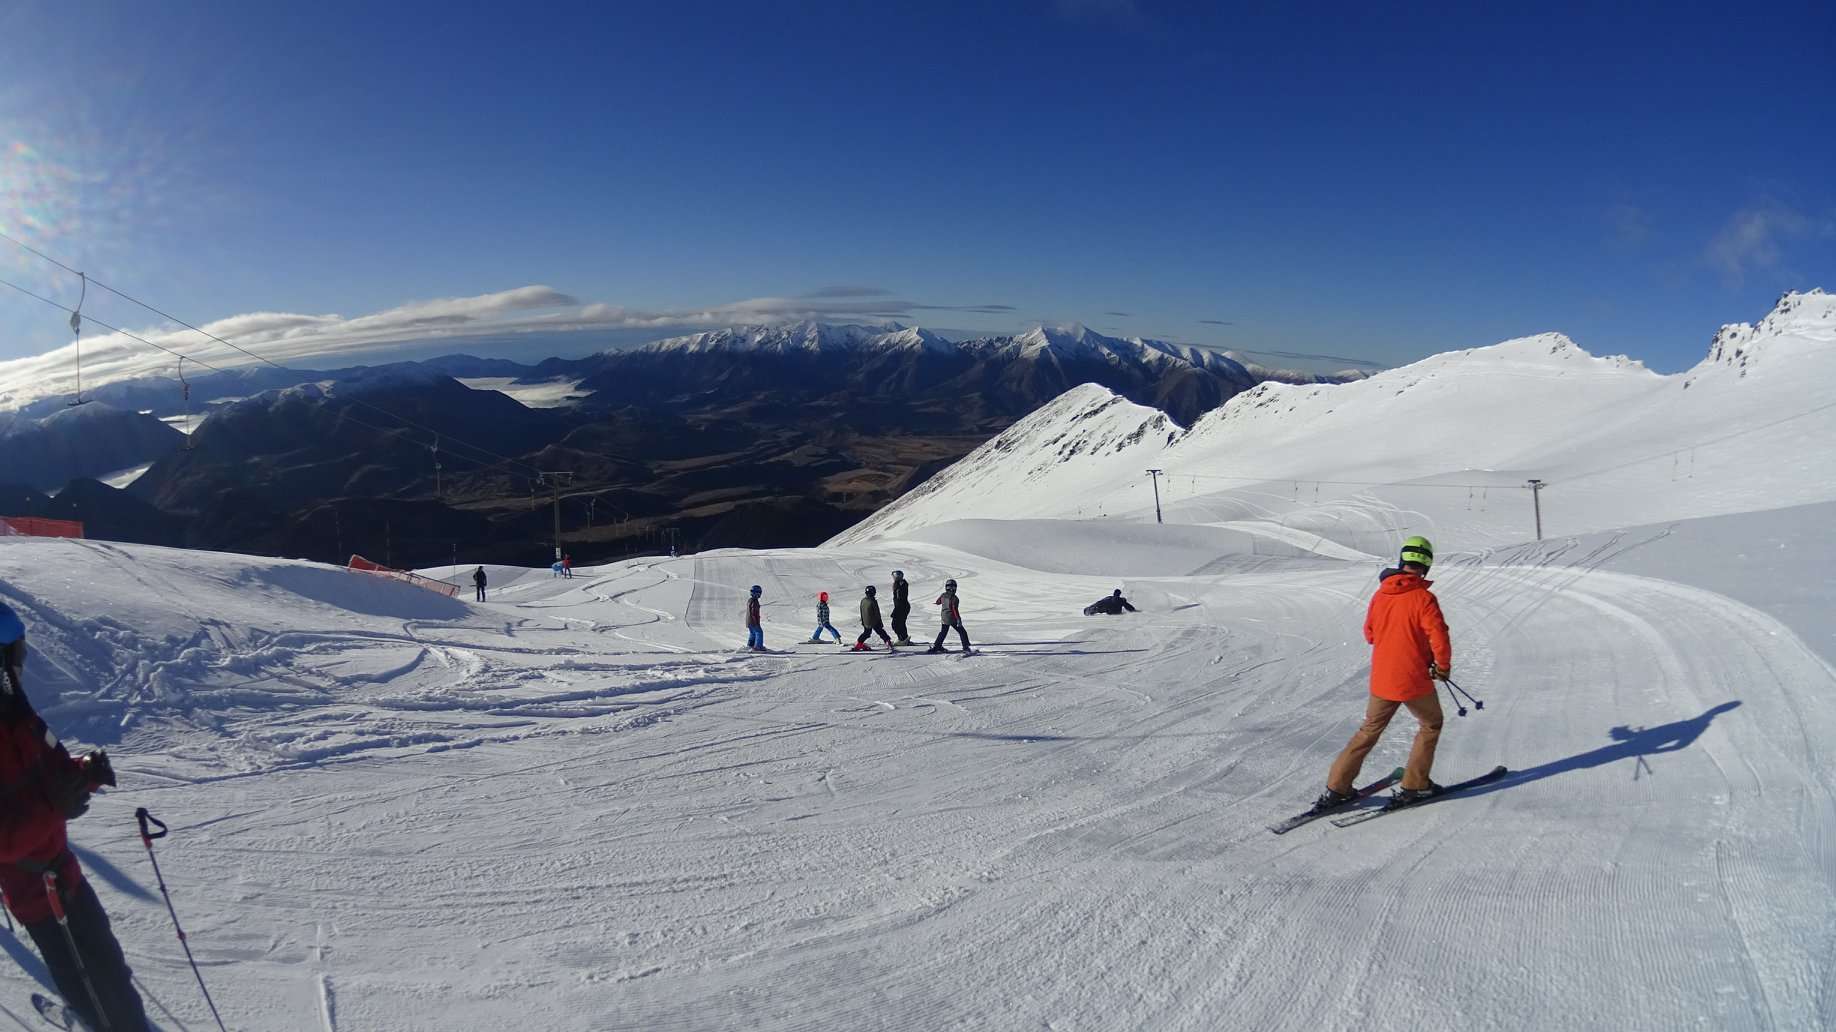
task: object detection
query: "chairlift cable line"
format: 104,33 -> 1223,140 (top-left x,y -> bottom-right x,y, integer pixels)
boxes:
0,228 -> 546,477
0,263 -> 544,479
0,272 -> 546,481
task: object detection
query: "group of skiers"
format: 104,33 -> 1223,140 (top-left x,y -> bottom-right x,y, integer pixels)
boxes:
745,570 -> 973,654
742,534 -> 1458,812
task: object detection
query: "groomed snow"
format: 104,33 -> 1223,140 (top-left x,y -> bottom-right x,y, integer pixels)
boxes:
0,501 -> 1831,1029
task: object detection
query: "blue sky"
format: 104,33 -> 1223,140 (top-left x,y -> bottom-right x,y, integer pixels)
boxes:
0,0 -> 1831,379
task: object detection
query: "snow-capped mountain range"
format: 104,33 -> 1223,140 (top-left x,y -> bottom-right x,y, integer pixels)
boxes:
578,320 -> 1347,426
837,289 -> 1836,551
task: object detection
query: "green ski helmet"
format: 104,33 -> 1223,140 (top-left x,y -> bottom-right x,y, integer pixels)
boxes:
1399,536 -> 1434,569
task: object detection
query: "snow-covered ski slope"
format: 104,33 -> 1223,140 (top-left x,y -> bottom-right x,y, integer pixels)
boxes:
0,290 -> 1832,1030
837,290 -> 1836,555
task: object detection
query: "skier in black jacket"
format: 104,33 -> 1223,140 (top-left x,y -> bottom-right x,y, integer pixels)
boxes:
890,571 -> 912,645
853,586 -> 895,651
472,566 -> 487,602
1083,589 -> 1136,616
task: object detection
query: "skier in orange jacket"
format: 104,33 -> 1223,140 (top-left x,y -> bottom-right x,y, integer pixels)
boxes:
1317,536 -> 1451,808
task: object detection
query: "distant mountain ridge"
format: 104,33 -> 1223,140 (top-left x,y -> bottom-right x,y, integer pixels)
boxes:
0,317 -> 1360,564
834,289 -> 1836,548
580,320 -> 1344,426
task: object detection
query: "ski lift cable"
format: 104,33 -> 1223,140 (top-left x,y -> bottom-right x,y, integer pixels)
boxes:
0,272 -> 545,479
0,229 -> 546,478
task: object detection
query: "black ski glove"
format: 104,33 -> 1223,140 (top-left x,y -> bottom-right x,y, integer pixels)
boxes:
84,749 -> 116,789
46,769 -> 91,820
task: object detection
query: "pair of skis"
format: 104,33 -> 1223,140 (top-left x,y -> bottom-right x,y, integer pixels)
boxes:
1267,765 -> 1508,834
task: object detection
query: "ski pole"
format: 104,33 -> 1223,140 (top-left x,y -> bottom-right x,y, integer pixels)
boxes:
42,871 -> 111,1031
134,808 -> 229,1032
1444,676 -> 1485,710
1439,679 -> 1467,717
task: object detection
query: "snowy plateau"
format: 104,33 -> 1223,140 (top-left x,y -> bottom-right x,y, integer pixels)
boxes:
2,290 -> 1834,1031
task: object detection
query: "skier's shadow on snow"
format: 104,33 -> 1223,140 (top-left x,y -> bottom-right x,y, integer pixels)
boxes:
0,928 -> 53,992
70,844 -> 158,904
1465,700 -> 1741,798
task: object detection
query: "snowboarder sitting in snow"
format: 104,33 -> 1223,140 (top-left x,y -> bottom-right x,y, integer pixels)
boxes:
473,565 -> 487,602
1083,589 -> 1137,616
1314,536 -> 1451,810
0,603 -> 151,1032
854,586 -> 895,651
808,592 -> 842,644
926,579 -> 972,654
746,585 -> 766,652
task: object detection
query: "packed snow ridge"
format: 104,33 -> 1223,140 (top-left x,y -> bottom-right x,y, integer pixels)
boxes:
837,289 -> 1836,549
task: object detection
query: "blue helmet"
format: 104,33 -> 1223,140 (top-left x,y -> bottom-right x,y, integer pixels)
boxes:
0,603 -> 24,688
749,585 -> 762,596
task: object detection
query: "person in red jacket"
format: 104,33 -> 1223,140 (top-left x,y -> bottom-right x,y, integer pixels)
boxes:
0,604 -> 150,1031
1317,536 -> 1451,808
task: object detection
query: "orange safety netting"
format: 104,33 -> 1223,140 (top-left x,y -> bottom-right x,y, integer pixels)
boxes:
345,554 -> 461,598
0,517 -> 86,539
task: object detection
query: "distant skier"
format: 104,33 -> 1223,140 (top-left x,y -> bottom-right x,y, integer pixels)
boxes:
550,561 -> 564,578
1314,536 -> 1451,810
746,585 -> 765,652
808,592 -> 843,644
854,585 -> 895,651
1083,589 -> 1136,616
0,603 -> 151,1032
926,578 -> 972,653
890,570 -> 913,645
473,566 -> 487,602
562,554 -> 574,579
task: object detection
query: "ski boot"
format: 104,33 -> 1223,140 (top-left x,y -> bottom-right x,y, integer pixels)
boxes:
806,637 -> 823,644
925,645 -> 946,654
1310,786 -> 1357,813
895,638 -> 915,647
1390,782 -> 1442,807
851,642 -> 872,652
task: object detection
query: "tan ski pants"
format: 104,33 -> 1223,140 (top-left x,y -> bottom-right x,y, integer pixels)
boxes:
1327,692 -> 1444,793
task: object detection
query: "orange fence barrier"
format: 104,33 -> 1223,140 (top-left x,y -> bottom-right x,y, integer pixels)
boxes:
0,517 -> 86,539
346,554 -> 461,598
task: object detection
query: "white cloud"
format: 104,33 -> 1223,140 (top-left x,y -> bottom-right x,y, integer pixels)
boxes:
0,285 -> 1020,409
1704,204 -> 1827,285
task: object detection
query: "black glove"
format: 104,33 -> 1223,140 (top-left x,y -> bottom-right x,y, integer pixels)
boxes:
84,749 -> 116,789
46,770 -> 91,820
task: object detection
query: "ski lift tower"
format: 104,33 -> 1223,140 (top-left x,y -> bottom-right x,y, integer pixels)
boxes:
537,471 -> 575,561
